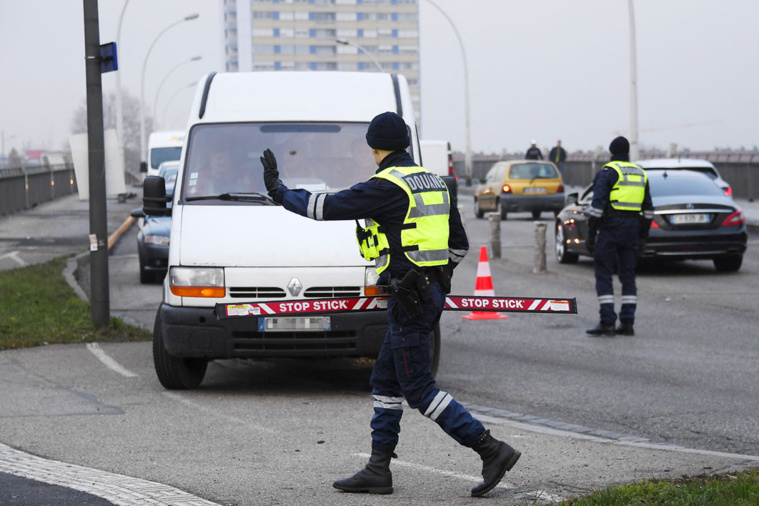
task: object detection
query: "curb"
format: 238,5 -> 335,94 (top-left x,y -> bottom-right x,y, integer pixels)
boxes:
64,215 -> 136,303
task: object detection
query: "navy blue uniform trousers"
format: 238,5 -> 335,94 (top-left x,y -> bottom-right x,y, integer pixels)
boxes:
594,217 -> 640,326
370,281 -> 485,454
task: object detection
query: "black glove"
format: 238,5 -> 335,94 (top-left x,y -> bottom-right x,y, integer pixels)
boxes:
260,149 -> 283,196
638,238 -> 647,259
586,231 -> 596,255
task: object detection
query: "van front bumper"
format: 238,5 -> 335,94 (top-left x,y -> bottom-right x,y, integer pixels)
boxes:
159,303 -> 387,359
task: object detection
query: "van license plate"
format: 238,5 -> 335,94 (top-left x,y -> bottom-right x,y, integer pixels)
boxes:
671,214 -> 709,225
259,317 -> 331,332
524,187 -> 546,193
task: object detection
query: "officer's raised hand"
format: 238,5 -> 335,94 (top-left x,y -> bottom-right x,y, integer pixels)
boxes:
260,149 -> 283,199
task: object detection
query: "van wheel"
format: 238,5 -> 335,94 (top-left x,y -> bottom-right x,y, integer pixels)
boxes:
153,310 -> 208,389
532,210 -> 541,219
430,323 -> 441,376
474,198 -> 484,219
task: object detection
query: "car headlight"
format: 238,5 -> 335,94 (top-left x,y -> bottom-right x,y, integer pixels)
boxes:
169,267 -> 225,298
145,234 -> 170,246
364,267 -> 382,296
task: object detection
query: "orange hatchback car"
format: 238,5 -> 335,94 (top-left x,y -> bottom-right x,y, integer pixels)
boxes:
474,160 -> 565,220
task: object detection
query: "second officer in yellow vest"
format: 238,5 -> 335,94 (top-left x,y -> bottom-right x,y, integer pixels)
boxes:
586,136 -> 654,337
261,111 -> 520,497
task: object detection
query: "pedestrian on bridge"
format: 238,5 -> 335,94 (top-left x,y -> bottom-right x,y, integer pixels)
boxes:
260,111 -> 520,497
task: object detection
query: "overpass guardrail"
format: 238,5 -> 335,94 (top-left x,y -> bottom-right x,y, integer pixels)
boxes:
454,151 -> 759,202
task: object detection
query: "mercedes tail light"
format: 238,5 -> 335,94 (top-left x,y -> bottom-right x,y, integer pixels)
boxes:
724,186 -> 733,196
721,210 -> 744,227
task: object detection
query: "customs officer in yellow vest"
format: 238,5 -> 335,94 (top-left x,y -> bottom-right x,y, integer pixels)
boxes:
586,136 -> 654,337
260,112 -> 520,497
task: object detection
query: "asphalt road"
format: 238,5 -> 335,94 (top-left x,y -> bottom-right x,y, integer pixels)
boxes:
1,188 -> 758,505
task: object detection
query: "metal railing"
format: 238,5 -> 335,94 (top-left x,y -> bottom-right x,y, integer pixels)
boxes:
454,151 -> 759,201
0,164 -> 78,216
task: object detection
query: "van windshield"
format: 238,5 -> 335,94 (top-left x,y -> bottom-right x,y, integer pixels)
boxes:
181,122 -> 375,202
150,147 -> 183,169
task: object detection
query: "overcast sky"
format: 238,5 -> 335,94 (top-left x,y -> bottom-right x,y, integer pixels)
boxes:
1,0 -> 757,158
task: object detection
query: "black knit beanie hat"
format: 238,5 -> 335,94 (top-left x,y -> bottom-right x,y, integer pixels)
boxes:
365,112 -> 410,151
609,136 -> 630,155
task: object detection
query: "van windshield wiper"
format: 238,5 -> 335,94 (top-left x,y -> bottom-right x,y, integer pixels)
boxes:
185,192 -> 276,204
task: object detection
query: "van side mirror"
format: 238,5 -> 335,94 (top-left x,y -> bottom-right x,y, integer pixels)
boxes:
143,175 -> 172,216
140,161 -> 148,173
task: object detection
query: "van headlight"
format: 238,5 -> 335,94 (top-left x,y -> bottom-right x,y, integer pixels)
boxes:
364,267 -> 382,296
169,267 -> 225,298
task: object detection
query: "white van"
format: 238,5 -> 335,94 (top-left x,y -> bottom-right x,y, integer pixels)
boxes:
147,130 -> 185,177
420,139 -> 457,200
141,71 -> 437,389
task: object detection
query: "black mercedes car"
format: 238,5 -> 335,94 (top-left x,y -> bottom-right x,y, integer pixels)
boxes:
555,170 -> 748,272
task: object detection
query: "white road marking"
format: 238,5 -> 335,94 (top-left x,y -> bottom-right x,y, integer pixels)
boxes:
0,251 -> 27,267
472,411 -> 759,463
0,442 -> 219,506
163,392 -> 277,434
355,452 -> 513,489
86,343 -> 138,378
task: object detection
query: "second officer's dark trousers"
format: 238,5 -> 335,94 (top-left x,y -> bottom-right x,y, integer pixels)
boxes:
594,218 -> 640,326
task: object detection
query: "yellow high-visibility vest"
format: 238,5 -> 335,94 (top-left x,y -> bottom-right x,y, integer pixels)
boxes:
356,166 -> 450,275
604,161 -> 647,211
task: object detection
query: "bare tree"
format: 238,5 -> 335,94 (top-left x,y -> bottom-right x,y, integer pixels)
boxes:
70,90 -> 153,174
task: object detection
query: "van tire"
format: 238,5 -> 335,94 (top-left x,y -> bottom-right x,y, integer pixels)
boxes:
153,310 -> 208,390
430,323 -> 441,376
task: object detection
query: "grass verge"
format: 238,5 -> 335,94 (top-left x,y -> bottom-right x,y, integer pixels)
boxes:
0,256 -> 151,350
559,468 -> 759,505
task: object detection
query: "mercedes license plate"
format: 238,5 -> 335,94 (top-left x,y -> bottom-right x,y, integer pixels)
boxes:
259,316 -> 331,332
671,213 -> 710,225
523,187 -> 546,194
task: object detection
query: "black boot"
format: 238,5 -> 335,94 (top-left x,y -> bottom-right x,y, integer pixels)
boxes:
616,322 -> 634,335
471,430 -> 520,497
586,322 -> 616,337
332,450 -> 393,494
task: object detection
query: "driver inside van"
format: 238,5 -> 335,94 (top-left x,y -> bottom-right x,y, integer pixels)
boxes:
186,147 -> 260,196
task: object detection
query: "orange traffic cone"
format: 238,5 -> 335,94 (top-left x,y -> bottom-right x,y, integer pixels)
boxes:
462,246 -> 509,320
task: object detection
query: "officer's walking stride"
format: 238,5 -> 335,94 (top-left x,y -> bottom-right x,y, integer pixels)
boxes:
260,111 -> 520,497
586,136 -> 653,337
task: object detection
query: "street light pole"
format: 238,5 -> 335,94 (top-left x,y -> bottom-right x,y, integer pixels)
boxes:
335,39 -> 383,72
628,0 -> 640,161
152,56 -> 201,130
161,82 -> 196,127
115,0 -> 129,178
423,0 -> 472,186
139,13 -> 199,164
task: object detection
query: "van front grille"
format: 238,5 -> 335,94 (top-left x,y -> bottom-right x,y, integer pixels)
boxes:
229,287 -> 287,299
304,286 -> 361,298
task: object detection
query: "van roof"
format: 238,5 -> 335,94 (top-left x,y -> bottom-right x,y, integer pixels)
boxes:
148,131 -> 185,146
191,71 -> 407,124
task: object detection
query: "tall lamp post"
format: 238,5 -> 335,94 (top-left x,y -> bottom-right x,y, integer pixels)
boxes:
115,0 -> 130,178
140,13 -> 199,165
152,56 -> 201,130
628,0 -> 640,161
423,0 -> 472,186
335,39 -> 383,72
161,82 -> 196,128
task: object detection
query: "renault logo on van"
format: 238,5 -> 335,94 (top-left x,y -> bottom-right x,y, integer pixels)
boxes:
288,278 -> 303,297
